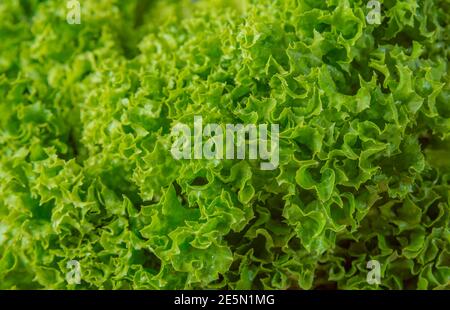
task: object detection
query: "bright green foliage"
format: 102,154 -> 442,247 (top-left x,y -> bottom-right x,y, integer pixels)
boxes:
0,0 -> 449,289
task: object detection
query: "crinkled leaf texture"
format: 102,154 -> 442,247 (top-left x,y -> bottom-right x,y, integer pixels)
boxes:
0,0 -> 449,289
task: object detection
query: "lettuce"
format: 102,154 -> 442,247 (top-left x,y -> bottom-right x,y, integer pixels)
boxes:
0,0 -> 448,289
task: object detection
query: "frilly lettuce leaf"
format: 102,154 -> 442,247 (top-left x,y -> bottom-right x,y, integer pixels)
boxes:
0,0 -> 448,290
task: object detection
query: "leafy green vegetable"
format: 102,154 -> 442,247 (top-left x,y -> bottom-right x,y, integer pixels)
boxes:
0,0 -> 448,289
